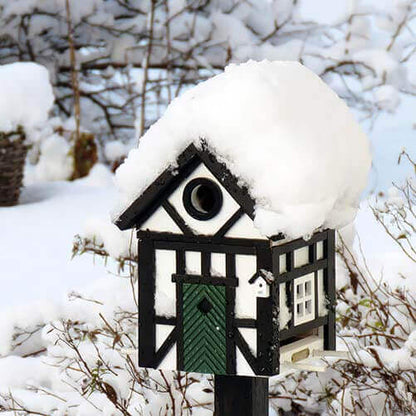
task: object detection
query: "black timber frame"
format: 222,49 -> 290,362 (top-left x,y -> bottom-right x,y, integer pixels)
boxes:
271,229 -> 336,350
116,142 -> 336,377
115,143 -> 257,231
134,226 -> 335,375
137,231 -> 279,376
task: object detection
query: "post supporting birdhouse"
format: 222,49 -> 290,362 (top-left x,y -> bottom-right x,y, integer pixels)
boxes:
214,375 -> 268,416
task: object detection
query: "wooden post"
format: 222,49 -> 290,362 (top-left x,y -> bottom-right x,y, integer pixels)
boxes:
214,375 -> 269,416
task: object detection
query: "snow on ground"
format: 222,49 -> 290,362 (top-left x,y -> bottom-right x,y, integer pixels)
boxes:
0,164 -> 116,312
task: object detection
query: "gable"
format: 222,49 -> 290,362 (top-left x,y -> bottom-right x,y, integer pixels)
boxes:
162,164 -> 239,235
115,144 -> 258,236
139,163 -> 267,238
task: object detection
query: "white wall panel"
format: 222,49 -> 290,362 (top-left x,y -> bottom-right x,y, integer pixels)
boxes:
186,251 -> 201,274
316,241 -> 324,260
235,254 -> 257,319
155,249 -> 176,317
239,328 -> 257,355
159,343 -> 177,370
279,282 -> 291,330
279,254 -> 287,274
211,252 -> 226,276
168,164 -> 240,235
236,348 -> 255,376
317,269 -> 327,316
294,246 -> 309,268
156,324 -> 175,350
140,206 -> 182,233
225,214 -> 266,240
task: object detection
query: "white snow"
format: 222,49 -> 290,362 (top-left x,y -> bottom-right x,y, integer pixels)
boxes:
33,133 -> 73,182
104,140 -> 128,162
0,62 -> 54,133
0,165 -> 115,312
115,60 -> 371,239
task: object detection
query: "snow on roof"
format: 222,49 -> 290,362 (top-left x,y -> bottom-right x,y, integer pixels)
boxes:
0,62 -> 54,133
115,60 -> 371,239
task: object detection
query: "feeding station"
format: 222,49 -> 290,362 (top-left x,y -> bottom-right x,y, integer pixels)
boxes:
114,61 -> 371,415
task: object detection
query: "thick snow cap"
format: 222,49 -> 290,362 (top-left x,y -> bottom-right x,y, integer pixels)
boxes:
0,62 -> 54,133
115,60 -> 371,239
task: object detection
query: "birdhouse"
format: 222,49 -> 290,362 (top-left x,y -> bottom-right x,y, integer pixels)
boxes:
113,61 -> 371,379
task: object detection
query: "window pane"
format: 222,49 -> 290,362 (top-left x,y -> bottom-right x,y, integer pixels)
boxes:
296,303 -> 304,317
296,282 -> 303,297
305,281 -> 311,296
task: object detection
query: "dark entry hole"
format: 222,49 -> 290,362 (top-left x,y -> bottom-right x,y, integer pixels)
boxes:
197,297 -> 213,314
183,178 -> 223,220
192,184 -> 216,214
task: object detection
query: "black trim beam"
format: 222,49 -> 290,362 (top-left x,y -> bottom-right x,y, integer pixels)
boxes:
277,259 -> 328,283
197,143 -> 256,219
214,208 -> 244,239
235,329 -> 259,374
235,319 -> 257,328
278,316 -> 328,341
154,240 -> 258,255
176,249 -> 185,370
155,316 -> 176,325
324,229 -> 336,350
272,230 -> 328,254
115,143 -> 259,231
138,238 -> 156,368
154,327 -> 177,368
256,246 -> 277,375
162,200 -> 194,236
226,253 -> 237,374
309,243 -> 320,321
201,251 -> 211,275
115,146 -> 200,230
172,274 -> 239,287
137,230 -> 269,248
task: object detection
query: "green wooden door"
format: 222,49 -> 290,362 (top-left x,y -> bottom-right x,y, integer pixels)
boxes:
182,283 -> 227,374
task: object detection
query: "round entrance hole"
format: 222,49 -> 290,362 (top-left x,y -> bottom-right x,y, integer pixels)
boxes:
183,178 -> 223,220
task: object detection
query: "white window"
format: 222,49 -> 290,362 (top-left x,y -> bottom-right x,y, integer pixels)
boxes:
294,273 -> 315,326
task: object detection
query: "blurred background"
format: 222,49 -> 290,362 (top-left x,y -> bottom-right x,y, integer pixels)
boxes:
1,2 -> 416,414
1,0 -> 414,188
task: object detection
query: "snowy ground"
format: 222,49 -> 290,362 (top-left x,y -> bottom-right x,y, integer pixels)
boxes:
0,165 -> 116,312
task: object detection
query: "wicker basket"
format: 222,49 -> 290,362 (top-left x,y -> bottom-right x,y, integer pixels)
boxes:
0,129 -> 27,206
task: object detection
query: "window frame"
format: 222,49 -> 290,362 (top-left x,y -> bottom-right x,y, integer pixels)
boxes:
293,273 -> 315,326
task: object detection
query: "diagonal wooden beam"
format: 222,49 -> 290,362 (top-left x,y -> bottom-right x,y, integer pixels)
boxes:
162,200 -> 194,236
234,328 -> 259,374
154,326 -> 178,368
214,207 -> 244,239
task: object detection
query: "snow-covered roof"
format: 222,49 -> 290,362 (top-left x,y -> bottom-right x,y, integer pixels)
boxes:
0,62 -> 54,133
114,60 -> 371,239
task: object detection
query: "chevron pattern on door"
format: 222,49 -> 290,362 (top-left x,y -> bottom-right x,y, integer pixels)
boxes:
182,283 -> 227,374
